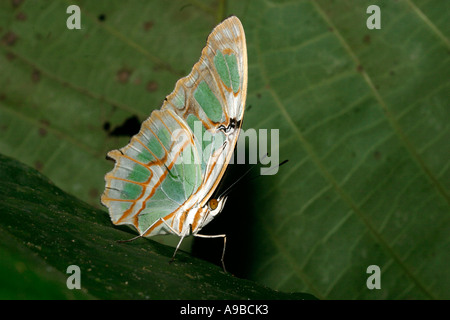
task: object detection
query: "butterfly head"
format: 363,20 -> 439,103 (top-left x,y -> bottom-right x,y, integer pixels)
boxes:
207,196 -> 228,217
194,196 -> 228,234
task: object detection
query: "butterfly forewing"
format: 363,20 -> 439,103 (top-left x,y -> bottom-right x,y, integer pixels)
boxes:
101,16 -> 247,237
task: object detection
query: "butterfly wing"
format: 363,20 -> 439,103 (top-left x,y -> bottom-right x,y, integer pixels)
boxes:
101,16 -> 247,236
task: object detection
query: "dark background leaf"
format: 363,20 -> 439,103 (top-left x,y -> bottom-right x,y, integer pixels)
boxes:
0,0 -> 448,299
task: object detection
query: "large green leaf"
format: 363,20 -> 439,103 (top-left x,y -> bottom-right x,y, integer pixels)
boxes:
0,153 -> 315,299
0,0 -> 448,299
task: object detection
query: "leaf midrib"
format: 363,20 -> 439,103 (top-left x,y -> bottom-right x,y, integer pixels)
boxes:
406,0 -> 450,49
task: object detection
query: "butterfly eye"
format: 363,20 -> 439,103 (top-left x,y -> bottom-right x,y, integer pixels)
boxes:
208,198 -> 219,210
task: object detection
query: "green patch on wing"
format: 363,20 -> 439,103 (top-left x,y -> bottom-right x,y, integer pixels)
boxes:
121,182 -> 142,200
136,147 -> 155,163
127,164 -> 151,183
194,81 -> 223,123
173,144 -> 201,199
146,135 -> 165,159
138,186 -> 180,231
214,50 -> 240,93
187,114 -> 208,174
157,126 -> 172,151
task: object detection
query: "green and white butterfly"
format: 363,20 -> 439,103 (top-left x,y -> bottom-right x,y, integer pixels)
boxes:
101,16 -> 247,271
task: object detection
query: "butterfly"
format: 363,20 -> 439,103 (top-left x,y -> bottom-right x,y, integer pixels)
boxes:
101,16 -> 247,272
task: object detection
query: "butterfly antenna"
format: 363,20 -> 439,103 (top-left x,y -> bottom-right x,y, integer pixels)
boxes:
249,159 -> 289,181
219,155 -> 289,199
219,162 -> 259,199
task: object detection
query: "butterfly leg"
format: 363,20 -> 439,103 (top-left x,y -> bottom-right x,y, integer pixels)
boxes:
158,217 -> 181,236
116,234 -> 142,243
194,233 -> 227,272
153,217 -> 188,265
170,231 -> 189,265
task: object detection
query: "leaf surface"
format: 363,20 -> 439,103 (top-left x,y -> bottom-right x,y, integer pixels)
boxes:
0,0 -> 448,299
0,154 -> 314,299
